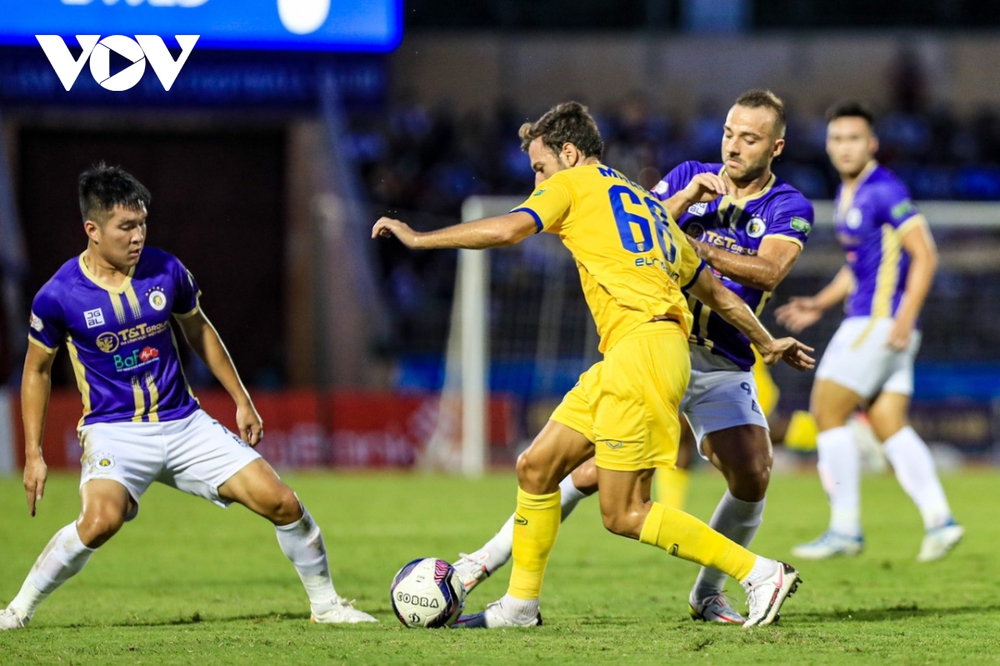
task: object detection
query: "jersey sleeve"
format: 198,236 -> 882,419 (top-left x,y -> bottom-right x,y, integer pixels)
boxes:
511,175 -> 573,234
28,287 -> 66,353
881,183 -> 923,233
766,194 -> 815,249
171,256 -> 202,318
651,161 -> 702,202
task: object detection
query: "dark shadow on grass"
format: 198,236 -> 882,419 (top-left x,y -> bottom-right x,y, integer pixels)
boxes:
56,612 -> 326,629
795,603 -> 1000,624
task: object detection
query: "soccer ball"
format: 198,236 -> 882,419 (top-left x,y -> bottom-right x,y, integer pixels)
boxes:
390,558 -> 466,628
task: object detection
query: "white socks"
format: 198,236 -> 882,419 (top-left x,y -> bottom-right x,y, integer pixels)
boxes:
883,426 -> 953,530
8,523 -> 95,619
816,425 -> 862,537
742,556 -> 779,587
475,475 -> 590,576
692,491 -> 765,598
274,505 -> 339,612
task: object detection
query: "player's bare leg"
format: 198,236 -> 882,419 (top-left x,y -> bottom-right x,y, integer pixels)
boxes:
596,465 -> 799,628
792,378 -> 866,559
453,421 -> 593,628
867,392 -> 963,561
219,459 -> 376,623
689,425 -> 771,623
2,480 -> 130,629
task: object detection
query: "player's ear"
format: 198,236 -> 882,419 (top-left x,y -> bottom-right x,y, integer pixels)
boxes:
83,219 -> 101,243
772,138 -> 785,159
561,142 -> 581,167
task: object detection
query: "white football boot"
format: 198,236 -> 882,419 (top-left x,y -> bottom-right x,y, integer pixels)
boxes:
452,598 -> 541,629
310,596 -> 378,624
689,592 -> 746,624
742,561 -> 801,628
0,608 -> 29,631
792,531 -> 864,560
917,522 -> 965,562
452,552 -> 492,594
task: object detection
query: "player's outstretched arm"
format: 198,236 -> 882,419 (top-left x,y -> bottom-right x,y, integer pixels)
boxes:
888,218 -> 938,350
21,343 -> 57,516
372,212 -> 538,250
775,265 -> 854,333
175,308 -> 263,446
687,268 -> 815,371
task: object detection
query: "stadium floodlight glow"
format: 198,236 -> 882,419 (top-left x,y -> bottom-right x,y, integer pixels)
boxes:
0,0 -> 402,52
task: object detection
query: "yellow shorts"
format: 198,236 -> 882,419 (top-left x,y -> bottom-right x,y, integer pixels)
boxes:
551,321 -> 690,472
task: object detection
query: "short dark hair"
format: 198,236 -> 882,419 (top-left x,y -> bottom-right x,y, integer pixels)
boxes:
734,89 -> 786,138
78,163 -> 151,224
826,100 -> 876,127
519,101 -> 604,159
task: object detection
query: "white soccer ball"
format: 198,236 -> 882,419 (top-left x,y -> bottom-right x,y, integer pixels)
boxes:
390,558 -> 466,628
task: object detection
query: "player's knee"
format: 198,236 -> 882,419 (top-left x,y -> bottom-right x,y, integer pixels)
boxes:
516,449 -> 557,494
570,461 -> 598,494
727,462 -> 771,501
599,508 -> 642,539
77,507 -> 126,547
267,485 -> 302,525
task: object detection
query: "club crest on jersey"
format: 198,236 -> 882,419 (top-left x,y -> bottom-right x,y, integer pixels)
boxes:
687,202 -> 708,216
84,308 -> 105,329
29,312 -> 44,332
746,216 -> 767,238
146,287 -> 167,312
96,332 -> 120,353
846,208 -> 863,229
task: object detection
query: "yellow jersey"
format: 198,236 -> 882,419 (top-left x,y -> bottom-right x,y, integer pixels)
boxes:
513,164 -> 705,353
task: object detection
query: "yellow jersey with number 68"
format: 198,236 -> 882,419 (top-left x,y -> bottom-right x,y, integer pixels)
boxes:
512,164 -> 705,353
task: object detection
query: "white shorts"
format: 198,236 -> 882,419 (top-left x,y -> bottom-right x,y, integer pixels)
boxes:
78,409 -> 261,521
680,347 -> 769,459
815,316 -> 921,400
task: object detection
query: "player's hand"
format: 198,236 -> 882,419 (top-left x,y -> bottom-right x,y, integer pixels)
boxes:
372,217 -> 419,248
236,402 -> 264,448
680,173 -> 729,205
775,297 -> 823,333
24,456 -> 48,517
758,337 -> 816,371
886,317 -> 913,351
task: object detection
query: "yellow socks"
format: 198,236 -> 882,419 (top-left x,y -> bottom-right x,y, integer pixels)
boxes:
507,488 -> 561,600
654,467 -> 690,510
639,501 -> 756,582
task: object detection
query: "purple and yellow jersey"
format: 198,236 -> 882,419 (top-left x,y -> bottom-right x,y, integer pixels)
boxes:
833,162 -> 924,320
28,247 -> 202,428
652,161 -> 813,371
512,164 -> 706,354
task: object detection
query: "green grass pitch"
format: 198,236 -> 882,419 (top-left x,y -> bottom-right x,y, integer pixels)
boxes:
1,468 -> 998,665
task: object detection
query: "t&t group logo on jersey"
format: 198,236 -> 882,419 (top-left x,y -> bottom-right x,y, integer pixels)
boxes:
36,35 -> 199,92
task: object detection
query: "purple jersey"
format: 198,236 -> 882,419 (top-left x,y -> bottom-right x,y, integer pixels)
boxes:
652,161 -> 814,371
28,247 -> 202,427
833,163 -> 922,319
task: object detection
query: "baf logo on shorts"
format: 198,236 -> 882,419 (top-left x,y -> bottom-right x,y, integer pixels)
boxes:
36,35 -> 199,92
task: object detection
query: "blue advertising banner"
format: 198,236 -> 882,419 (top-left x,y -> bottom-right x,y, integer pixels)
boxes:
0,0 -> 402,52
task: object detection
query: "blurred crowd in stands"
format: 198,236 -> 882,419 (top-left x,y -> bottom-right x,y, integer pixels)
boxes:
353,90 -> 1000,359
